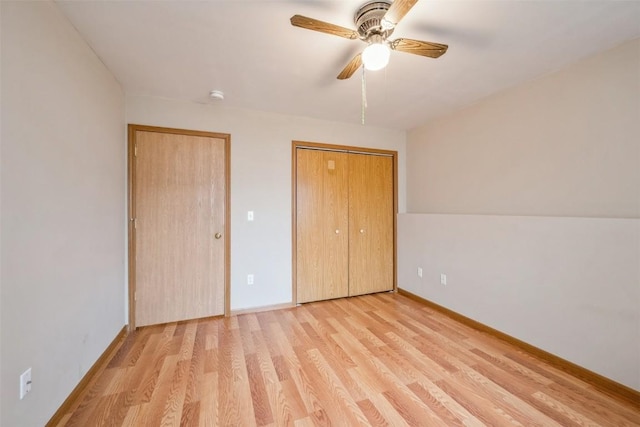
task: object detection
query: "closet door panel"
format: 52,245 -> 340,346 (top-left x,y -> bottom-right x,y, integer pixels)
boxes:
296,149 -> 349,303
348,153 -> 394,296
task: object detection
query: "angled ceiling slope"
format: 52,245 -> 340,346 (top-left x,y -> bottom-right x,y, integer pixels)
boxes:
55,0 -> 640,130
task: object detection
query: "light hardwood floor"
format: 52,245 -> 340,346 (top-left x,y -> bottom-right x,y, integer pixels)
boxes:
55,293 -> 639,426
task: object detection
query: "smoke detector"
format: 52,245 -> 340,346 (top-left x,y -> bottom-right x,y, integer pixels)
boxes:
209,90 -> 224,100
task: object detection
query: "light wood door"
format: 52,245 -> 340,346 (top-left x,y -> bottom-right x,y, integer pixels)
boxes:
348,153 -> 394,296
134,129 -> 227,327
296,149 -> 349,303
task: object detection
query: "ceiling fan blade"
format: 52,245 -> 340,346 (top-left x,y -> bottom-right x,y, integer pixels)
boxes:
290,15 -> 359,40
337,54 -> 362,80
390,38 -> 448,58
383,0 -> 419,27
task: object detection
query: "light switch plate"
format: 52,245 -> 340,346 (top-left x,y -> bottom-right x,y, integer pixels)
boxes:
20,368 -> 32,399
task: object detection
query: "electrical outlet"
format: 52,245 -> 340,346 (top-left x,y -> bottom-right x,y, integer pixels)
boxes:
440,274 -> 447,286
20,368 -> 32,399
247,274 -> 254,285
247,211 -> 254,221
417,267 -> 423,278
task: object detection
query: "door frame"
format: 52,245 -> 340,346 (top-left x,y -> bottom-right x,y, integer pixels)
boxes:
128,124 -> 231,329
291,140 -> 398,305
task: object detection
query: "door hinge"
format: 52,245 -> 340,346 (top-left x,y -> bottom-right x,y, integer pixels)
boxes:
131,217 -> 137,229
134,291 -> 137,301
134,144 -> 138,157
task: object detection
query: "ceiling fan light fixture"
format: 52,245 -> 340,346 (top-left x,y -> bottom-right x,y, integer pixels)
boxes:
362,42 -> 390,71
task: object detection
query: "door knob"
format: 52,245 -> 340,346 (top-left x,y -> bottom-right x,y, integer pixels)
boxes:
360,229 -> 364,234
335,229 -> 340,234
215,232 -> 222,239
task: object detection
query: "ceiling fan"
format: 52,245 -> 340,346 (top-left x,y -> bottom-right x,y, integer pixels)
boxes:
290,0 -> 448,80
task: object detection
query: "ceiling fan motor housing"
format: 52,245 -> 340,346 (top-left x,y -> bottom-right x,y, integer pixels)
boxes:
354,0 -> 394,41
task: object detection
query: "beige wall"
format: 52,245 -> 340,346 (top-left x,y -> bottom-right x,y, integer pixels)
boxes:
398,214 -> 640,390
401,39 -> 640,390
1,2 -> 126,425
126,96 -> 407,311
408,39 -> 640,218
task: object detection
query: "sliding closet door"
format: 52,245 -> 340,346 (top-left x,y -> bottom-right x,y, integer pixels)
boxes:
348,153 -> 394,296
296,149 -> 349,303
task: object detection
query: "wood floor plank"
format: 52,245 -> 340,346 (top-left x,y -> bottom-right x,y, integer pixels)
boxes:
543,381 -> 640,426
62,366 -> 119,426
183,322 -> 206,407
469,357 -> 575,425
92,392 -> 129,427
138,354 -> 180,426
56,293 -> 640,426
131,336 -> 172,405
238,314 -> 258,355
245,352 -> 275,426
532,391 -> 601,426
120,403 -> 142,426
197,372 -> 217,426
352,374 -> 414,427
470,347 -> 555,388
259,318 -> 286,358
159,358 -> 190,426
292,345 -> 363,425
381,386 -> 445,426
180,401 -> 200,427
300,321 -> 356,370
280,377 -> 310,422
406,381 -> 470,427
106,328 -> 150,369
217,322 -> 255,426
455,365 -> 556,426
436,378 -> 525,426
356,398 -> 390,427
254,346 -> 296,427
305,347 -> 369,422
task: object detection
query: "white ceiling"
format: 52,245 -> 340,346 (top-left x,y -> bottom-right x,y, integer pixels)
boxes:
55,0 -> 640,130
